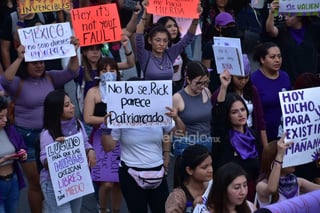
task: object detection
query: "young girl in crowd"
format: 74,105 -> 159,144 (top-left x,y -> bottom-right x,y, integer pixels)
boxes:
100,104 -> 185,213
0,38 -> 80,213
251,42 -> 291,142
212,54 -> 268,150
75,34 -> 134,116
0,96 -> 27,213
156,16 -> 190,93
212,93 -> 260,201
256,135 -> 320,207
135,0 -> 201,81
165,144 -> 213,212
206,162 -> 256,213
83,57 -> 122,213
172,61 -> 212,156
39,89 -> 96,212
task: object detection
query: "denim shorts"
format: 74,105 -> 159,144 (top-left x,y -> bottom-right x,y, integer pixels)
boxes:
173,135 -> 212,157
15,126 -> 42,162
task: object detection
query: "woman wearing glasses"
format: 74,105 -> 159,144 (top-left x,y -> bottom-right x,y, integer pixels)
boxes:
172,61 -> 212,157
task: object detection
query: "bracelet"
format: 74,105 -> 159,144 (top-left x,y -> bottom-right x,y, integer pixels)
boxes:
274,159 -> 283,164
86,148 -> 94,155
16,21 -> 26,28
125,51 -> 133,56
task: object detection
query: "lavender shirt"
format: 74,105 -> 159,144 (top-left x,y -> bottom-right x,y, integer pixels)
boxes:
136,32 -> 194,80
251,69 -> 291,141
0,68 -> 79,129
39,118 -> 92,183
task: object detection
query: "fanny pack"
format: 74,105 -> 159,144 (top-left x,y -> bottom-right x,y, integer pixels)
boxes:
123,162 -> 165,190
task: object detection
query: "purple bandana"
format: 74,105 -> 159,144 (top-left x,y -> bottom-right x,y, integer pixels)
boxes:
279,173 -> 299,199
229,127 -> 258,160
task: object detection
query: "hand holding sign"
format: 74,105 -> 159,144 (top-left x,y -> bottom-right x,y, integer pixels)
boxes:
276,133 -> 293,161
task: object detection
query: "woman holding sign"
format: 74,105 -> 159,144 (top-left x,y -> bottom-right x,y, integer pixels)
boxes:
0,38 -> 80,213
212,93 -> 260,201
100,101 -> 185,213
0,96 -> 27,213
40,89 -> 96,212
256,136 -> 320,207
135,0 -> 201,81
83,57 -> 122,213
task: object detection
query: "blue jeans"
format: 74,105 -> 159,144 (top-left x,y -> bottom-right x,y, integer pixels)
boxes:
15,126 -> 42,162
41,181 -> 82,213
0,173 -> 19,213
173,135 -> 212,156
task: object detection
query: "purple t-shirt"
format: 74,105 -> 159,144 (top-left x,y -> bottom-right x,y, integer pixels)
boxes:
0,68 -> 79,129
251,69 -> 291,141
136,32 -> 194,80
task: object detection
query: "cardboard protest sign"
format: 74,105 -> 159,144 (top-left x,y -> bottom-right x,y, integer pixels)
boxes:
71,4 -> 122,47
279,0 -> 320,16
153,15 -> 201,36
18,22 -> 76,62
147,0 -> 200,18
279,87 -> 320,168
46,133 -> 94,206
91,129 -> 120,182
213,37 -> 244,76
105,80 -> 172,128
18,0 -> 71,14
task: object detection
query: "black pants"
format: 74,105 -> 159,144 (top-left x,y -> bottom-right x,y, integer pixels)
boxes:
119,166 -> 169,213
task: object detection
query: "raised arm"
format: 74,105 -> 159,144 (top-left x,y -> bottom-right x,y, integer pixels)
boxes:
256,135 -> 293,202
3,45 -> 25,81
117,34 -> 135,70
217,70 -> 231,102
265,0 -> 279,38
67,36 -> 80,72
187,3 -> 203,34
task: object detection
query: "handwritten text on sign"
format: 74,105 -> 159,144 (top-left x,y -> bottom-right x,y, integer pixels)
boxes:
147,0 -> 200,18
279,87 -> 320,167
279,0 -> 320,14
18,0 -> 71,14
46,133 -> 94,206
71,4 -> 122,47
105,80 -> 172,128
18,22 -> 75,62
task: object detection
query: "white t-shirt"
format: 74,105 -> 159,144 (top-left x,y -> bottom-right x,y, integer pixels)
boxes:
112,126 -> 173,168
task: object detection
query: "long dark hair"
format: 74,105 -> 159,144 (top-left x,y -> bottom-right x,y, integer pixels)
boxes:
206,162 -> 251,213
174,144 -> 211,187
225,93 -> 249,130
156,16 -> 181,44
43,89 -> 79,140
81,44 -> 103,81
144,24 -> 171,51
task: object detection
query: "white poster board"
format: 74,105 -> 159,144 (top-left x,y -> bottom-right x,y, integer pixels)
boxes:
279,0 -> 320,15
279,87 -> 320,168
105,80 -> 172,128
213,37 -> 244,76
46,132 -> 94,206
18,22 -> 76,62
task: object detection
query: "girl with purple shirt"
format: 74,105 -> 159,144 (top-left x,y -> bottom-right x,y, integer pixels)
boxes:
135,0 -> 201,81
0,38 -> 80,213
40,89 -> 96,212
250,42 -> 291,142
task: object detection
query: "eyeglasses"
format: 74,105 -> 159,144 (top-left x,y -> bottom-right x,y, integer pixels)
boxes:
194,80 -> 210,86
